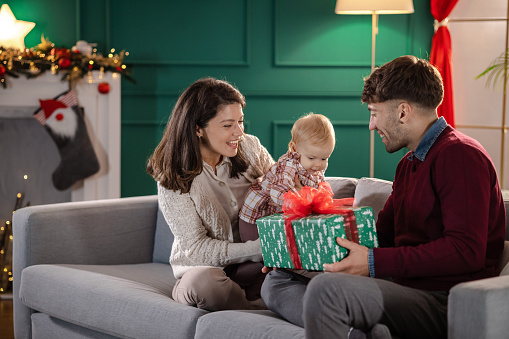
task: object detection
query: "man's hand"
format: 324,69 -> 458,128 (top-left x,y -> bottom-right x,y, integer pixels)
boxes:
323,237 -> 370,276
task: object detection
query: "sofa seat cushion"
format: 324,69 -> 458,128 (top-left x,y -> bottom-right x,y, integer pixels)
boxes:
19,263 -> 208,339
32,313 -> 119,339
194,310 -> 305,339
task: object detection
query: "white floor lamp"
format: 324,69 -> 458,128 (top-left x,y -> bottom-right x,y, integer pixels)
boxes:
335,0 -> 414,178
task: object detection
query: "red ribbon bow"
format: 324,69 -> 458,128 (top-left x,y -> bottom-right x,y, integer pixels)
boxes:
282,182 -> 357,269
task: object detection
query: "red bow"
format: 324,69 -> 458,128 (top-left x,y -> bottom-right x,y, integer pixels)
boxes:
282,182 -> 357,269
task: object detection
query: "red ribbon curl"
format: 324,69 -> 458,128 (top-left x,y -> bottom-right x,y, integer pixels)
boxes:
282,182 -> 357,269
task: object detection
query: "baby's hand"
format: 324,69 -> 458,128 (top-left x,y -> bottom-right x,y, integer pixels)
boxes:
294,174 -> 303,191
262,266 -> 278,273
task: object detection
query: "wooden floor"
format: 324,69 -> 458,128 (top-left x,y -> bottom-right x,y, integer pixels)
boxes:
0,298 -> 14,339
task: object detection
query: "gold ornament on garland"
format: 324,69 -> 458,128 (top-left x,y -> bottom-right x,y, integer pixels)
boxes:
0,34 -> 135,88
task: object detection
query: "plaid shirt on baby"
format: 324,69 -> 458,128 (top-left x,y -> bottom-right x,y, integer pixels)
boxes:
239,150 -> 325,224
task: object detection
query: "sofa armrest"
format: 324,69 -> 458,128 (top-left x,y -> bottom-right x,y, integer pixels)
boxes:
448,275 -> 509,339
12,195 -> 158,339
13,195 -> 158,268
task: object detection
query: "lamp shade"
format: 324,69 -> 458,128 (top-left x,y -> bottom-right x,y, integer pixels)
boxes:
335,0 -> 414,15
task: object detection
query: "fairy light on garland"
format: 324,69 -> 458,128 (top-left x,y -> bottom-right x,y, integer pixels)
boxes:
0,35 -> 135,89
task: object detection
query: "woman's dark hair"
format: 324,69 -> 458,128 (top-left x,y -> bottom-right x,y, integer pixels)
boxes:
147,77 -> 248,193
362,55 -> 444,110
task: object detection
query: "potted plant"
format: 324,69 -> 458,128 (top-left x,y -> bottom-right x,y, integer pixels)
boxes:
476,50 -> 509,89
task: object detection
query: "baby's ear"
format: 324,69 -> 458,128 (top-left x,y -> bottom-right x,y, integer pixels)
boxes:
289,141 -> 296,152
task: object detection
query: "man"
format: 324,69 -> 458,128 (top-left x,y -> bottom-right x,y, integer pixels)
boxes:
260,56 -> 506,339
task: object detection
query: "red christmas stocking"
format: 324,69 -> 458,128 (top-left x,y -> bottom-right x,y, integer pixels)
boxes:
34,90 -> 100,190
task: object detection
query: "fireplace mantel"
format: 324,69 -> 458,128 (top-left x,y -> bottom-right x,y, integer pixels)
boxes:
0,72 -> 121,201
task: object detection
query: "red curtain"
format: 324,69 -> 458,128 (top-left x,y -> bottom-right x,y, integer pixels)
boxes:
430,0 -> 459,127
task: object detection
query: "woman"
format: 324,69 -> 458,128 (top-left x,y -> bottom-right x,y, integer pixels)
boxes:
147,77 -> 274,311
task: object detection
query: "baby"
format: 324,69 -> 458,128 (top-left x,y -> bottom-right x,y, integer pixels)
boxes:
239,112 -> 336,241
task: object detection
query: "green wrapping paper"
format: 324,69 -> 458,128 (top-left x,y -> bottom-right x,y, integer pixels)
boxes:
256,207 -> 378,270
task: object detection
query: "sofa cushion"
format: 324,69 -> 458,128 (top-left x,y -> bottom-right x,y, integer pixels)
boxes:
194,310 -> 305,339
500,242 -> 509,276
19,263 -> 207,339
152,205 -> 174,264
354,177 -> 393,222
326,176 -> 358,199
32,313 -> 118,339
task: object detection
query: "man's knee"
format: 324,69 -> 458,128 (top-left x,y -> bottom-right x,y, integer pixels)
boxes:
261,270 -> 284,307
304,273 -> 362,313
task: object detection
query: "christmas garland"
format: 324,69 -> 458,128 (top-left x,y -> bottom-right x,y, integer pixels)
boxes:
0,35 -> 135,88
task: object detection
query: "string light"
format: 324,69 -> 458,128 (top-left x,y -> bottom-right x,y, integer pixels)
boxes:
1,191 -> 23,294
23,174 -> 28,180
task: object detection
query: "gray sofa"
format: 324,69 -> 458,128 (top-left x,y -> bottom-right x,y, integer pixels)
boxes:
12,177 -> 509,339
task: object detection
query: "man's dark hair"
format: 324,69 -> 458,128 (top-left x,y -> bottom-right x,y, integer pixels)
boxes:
362,55 -> 444,110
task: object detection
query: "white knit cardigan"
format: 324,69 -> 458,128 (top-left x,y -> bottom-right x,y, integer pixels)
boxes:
158,134 -> 275,279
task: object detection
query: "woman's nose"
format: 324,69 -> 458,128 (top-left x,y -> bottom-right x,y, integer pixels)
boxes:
233,123 -> 243,135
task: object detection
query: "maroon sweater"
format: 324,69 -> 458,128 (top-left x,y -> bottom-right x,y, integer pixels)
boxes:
374,126 -> 506,291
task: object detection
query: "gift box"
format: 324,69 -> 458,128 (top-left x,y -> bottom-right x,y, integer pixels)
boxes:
256,207 -> 378,270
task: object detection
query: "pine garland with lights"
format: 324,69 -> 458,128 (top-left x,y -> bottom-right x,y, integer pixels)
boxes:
0,35 -> 135,88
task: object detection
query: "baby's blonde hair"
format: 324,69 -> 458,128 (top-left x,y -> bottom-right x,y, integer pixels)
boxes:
289,113 -> 335,150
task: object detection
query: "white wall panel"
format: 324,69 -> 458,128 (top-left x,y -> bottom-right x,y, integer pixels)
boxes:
450,21 -> 506,127
451,0 -> 507,20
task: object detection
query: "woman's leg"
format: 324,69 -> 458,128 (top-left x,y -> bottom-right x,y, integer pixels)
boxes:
172,267 -> 250,311
227,262 -> 266,301
239,219 -> 259,242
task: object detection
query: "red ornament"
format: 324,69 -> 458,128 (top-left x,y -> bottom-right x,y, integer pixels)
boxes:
51,48 -> 71,59
88,64 -> 93,70
116,66 -> 122,72
0,65 -> 5,76
58,58 -> 71,69
98,82 -> 110,94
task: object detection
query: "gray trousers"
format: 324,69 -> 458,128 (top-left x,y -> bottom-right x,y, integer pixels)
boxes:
261,270 -> 448,339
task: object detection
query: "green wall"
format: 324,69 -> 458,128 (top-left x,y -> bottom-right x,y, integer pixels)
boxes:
9,0 -> 434,197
